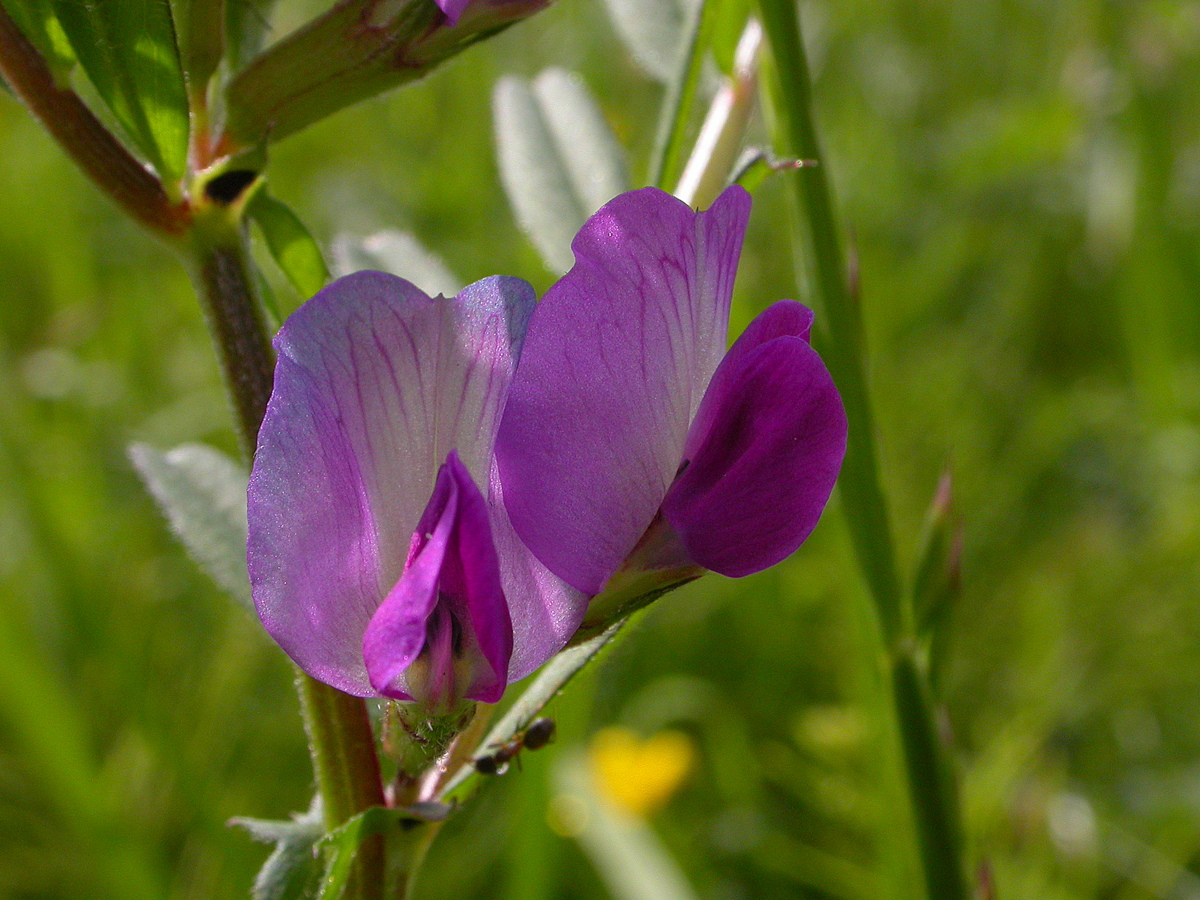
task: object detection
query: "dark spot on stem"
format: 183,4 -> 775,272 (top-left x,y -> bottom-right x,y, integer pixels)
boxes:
205,169 -> 259,205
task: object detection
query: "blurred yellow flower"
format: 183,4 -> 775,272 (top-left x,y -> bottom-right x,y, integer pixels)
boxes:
587,727 -> 695,817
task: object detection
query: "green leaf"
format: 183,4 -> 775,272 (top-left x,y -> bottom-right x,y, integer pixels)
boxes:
128,442 -> 251,611
316,805 -> 449,900
225,0 -> 274,71
709,0 -> 752,74
912,471 -> 961,637
331,230 -> 462,298
232,798 -> 325,900
728,147 -> 810,194
4,0 -> 76,78
494,71 -> 629,275
48,0 -> 189,182
601,0 -> 694,82
530,69 -> 629,216
440,620 -> 627,800
248,191 -> 330,302
169,0 -> 225,99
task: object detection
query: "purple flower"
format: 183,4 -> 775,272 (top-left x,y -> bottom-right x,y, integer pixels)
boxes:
248,272 -> 586,709
496,186 -> 848,597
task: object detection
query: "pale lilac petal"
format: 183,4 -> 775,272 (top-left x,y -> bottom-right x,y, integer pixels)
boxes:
488,462 -> 588,681
248,272 -> 533,693
497,186 -> 752,594
362,464 -> 457,699
662,330 -> 847,578
248,353 -> 379,695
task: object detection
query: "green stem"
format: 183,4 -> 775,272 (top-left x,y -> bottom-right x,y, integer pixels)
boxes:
755,2 -> 969,898
755,0 -> 903,643
892,651 -> 968,900
390,822 -> 442,900
184,207 -> 386,900
301,675 -> 387,899
183,223 -> 276,457
0,1 -> 187,236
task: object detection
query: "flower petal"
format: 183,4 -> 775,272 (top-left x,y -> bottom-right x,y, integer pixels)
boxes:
248,271 -> 533,694
362,463 -> 458,699
682,300 -> 813,462
436,0 -> 471,23
488,462 -> 589,681
437,453 -> 512,702
497,186 -> 753,594
662,322 -> 847,578
364,453 -> 513,703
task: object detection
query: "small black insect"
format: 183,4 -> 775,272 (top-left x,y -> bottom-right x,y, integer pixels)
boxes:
474,717 -> 557,775
522,717 -> 557,751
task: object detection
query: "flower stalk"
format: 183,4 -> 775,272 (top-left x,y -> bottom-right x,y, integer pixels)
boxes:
184,197 -> 388,900
755,2 -> 970,898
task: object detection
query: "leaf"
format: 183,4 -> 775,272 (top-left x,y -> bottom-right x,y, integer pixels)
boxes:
601,0 -> 694,82
911,470 -> 961,638
493,72 -> 629,275
330,231 -> 462,298
4,0 -> 76,78
232,798 -> 324,900
709,0 -> 752,74
128,442 -> 252,611
225,0 -> 274,70
439,620 -> 627,799
48,0 -> 189,182
169,0 -> 225,99
728,147 -> 811,194
530,69 -> 629,216
316,805 -> 448,900
248,191 -> 330,302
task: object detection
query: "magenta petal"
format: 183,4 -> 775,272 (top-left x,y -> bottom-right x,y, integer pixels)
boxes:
438,454 -> 512,702
497,186 -> 753,594
683,300 -> 814,463
363,453 -> 512,703
436,0 -> 471,23
362,465 -> 458,699
248,271 -> 533,695
662,331 -> 848,578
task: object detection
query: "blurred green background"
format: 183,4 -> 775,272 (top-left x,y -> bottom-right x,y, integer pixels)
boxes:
1,0 -> 1200,897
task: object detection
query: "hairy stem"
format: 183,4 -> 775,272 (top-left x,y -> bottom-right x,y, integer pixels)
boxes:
300,674 -> 387,898
184,233 -> 275,454
0,2 -> 186,236
756,2 -> 970,897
